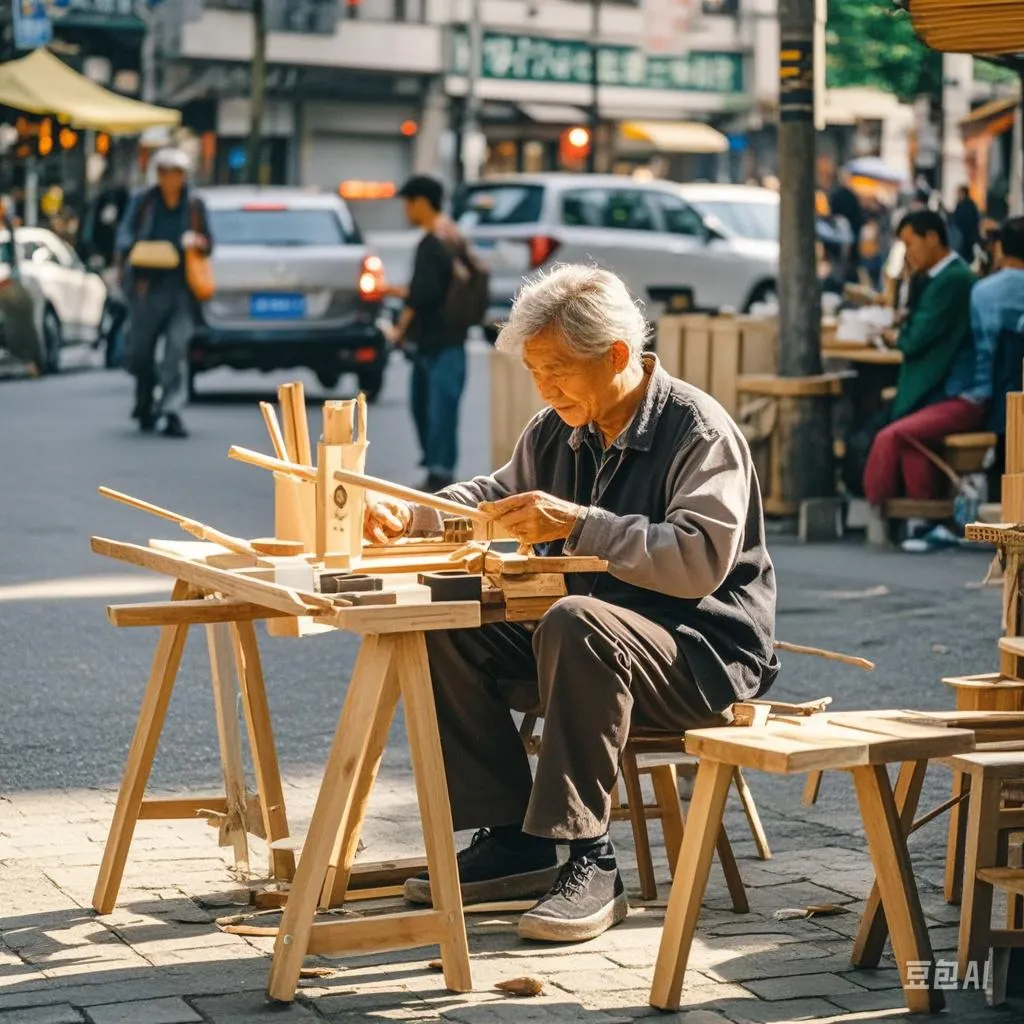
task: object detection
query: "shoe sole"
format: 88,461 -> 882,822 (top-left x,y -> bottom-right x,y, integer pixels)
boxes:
404,864 -> 560,907
516,890 -> 629,943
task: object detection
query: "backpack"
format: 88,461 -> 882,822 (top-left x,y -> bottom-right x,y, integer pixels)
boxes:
439,231 -> 490,335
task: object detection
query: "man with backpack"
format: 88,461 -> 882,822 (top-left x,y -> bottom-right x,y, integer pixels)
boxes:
387,175 -> 488,490
116,148 -> 212,438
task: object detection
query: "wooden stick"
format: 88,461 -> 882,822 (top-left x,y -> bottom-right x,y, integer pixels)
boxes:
98,487 -> 258,557
332,467 -> 491,524
356,392 -> 367,443
774,640 -> 875,672
277,384 -> 300,462
292,381 -> 312,466
259,402 -> 288,461
228,446 -> 317,481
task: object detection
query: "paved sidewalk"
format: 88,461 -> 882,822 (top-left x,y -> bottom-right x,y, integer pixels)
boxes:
2,771 -> 1021,1024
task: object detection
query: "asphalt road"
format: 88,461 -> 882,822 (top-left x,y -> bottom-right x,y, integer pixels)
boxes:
0,346 -> 1004,843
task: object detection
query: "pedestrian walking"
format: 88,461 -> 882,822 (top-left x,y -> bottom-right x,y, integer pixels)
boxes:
386,175 -> 488,490
116,148 -> 212,437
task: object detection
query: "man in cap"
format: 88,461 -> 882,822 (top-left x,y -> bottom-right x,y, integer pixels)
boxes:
116,147 -> 212,437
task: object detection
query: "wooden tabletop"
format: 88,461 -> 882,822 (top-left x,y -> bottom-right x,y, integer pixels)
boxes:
822,344 -> 903,366
684,712 -> 974,774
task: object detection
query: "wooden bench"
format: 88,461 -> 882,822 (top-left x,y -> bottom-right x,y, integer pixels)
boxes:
872,432 -> 997,545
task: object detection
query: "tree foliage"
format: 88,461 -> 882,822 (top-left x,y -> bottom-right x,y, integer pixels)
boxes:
826,0 -> 942,102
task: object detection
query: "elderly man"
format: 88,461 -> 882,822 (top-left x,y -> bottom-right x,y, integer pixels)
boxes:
116,148 -> 212,438
365,265 -> 778,943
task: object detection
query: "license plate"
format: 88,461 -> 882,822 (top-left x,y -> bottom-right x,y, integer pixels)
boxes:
250,293 -> 305,319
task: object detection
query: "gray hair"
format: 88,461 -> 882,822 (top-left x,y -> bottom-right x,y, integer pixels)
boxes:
496,265 -> 649,364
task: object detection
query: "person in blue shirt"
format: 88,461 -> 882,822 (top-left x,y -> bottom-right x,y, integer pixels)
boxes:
969,216 -> 1024,497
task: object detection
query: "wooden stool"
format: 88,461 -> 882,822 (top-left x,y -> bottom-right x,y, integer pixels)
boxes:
938,752 -> 1024,977
618,734 -> 770,906
980,867 -> 1024,1005
94,584 -> 296,913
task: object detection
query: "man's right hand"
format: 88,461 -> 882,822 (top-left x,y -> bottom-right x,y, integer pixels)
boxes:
364,497 -> 412,544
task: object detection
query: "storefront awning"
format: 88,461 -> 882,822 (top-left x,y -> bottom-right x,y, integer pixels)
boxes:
0,48 -> 180,135
518,104 -> 590,125
619,120 -> 728,154
907,0 -> 1024,56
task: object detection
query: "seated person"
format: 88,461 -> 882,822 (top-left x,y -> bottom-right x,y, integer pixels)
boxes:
972,217 -> 1024,498
364,265 -> 779,944
863,210 -> 982,507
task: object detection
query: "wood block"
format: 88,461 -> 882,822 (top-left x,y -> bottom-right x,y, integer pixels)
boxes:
739,316 -> 778,376
316,440 -> 368,561
710,317 -> 741,415
505,595 -> 563,622
275,475 -> 316,552
656,316 -> 686,380
493,573 -> 568,599
1003,473 -> 1024,523
1007,393 -> 1024,474
682,319 -> 712,390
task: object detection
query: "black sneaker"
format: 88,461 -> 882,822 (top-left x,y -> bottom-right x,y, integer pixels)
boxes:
517,856 -> 628,943
162,413 -> 189,438
404,828 -> 559,906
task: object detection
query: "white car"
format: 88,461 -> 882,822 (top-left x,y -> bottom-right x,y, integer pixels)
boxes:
452,175 -> 780,334
0,227 -> 108,372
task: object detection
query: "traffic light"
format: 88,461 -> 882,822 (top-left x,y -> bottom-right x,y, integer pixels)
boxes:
559,125 -> 591,167
95,132 -> 111,156
38,118 -> 53,157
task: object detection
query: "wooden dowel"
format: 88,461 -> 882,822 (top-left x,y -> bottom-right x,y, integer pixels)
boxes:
259,402 -> 289,462
332,467 -> 491,524
357,392 -> 367,443
774,640 -> 875,672
292,381 -> 312,466
228,446 -> 317,482
277,383 -> 300,462
99,486 -> 187,526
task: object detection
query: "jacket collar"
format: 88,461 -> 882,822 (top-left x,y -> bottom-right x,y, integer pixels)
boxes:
568,353 -> 672,453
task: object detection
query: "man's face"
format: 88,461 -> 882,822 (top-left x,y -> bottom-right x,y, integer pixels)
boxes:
403,196 -> 430,228
523,329 -> 625,429
899,226 -> 943,274
157,167 -> 185,197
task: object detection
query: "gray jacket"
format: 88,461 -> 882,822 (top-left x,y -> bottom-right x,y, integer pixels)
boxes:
426,355 -> 779,711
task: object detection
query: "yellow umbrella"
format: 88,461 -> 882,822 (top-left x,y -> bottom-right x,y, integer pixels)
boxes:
0,48 -> 180,134
908,0 -> 1024,55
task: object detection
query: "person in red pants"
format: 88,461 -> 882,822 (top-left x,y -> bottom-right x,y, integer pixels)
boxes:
864,210 -> 985,507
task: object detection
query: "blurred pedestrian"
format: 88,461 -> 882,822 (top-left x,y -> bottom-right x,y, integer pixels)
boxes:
386,174 -> 488,490
952,185 -> 981,264
830,168 -> 863,278
116,148 -> 212,437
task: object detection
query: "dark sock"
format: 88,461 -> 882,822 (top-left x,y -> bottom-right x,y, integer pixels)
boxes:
570,834 -> 616,870
491,824 -> 556,860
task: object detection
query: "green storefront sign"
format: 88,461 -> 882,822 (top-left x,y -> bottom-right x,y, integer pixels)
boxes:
450,30 -> 744,94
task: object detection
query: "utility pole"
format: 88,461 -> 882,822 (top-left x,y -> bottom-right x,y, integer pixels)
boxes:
247,0 -> 267,185
461,0 -> 484,184
776,0 -> 833,504
588,0 -> 600,173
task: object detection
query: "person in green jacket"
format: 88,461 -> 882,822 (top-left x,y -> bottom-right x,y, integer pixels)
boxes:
864,210 -> 985,506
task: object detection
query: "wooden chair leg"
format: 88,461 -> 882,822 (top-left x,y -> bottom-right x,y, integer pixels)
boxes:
945,769 -> 971,904
649,764 -> 684,872
851,763 -> 943,1014
206,622 -> 251,876
714,823 -> 749,914
268,635 -> 396,1003
322,660 -> 400,909
852,759 -> 928,969
621,745 -> 658,901
395,633 -> 472,994
649,758 -> 735,1011
93,581 -> 191,915
958,773 -> 1002,978
232,621 -> 294,881
802,770 -> 823,807
733,768 -> 771,860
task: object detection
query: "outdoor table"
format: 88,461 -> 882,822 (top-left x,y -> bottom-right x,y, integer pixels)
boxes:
649,711 -> 975,1014
822,344 -> 902,425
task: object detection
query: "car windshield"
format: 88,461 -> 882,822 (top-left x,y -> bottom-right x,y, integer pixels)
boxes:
208,207 -> 355,246
453,185 -> 544,227
686,199 -> 779,242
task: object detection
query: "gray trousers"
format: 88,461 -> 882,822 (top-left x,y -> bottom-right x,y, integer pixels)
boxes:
130,284 -> 194,417
425,594 -> 721,841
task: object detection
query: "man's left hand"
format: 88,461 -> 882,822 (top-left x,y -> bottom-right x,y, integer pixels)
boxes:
479,491 -> 583,546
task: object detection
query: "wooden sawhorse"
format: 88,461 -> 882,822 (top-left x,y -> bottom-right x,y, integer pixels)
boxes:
93,581 -> 295,914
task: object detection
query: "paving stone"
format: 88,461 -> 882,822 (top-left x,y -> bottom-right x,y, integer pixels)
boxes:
823,986 -> 910,1013
192,990 -> 320,1021
835,967 -> 903,992
742,973 -> 864,1001
709,998 -> 843,1024
438,999 -> 630,1024
85,997 -> 202,1024
0,1005 -> 84,1023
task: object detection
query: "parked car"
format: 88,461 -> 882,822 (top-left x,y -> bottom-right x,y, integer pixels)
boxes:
0,226 -> 108,373
0,223 -> 45,372
451,175 -> 781,337
192,187 -> 390,398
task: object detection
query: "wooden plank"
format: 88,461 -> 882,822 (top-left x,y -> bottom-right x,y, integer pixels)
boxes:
268,636 -> 396,1002
91,537 -> 334,618
710,317 -> 741,416
291,382 -> 313,466
275,475 -> 317,553
682,319 -> 711,390
684,726 -> 869,774
851,763 -> 943,1013
108,599 -> 289,628
138,797 -> 228,819
490,573 -> 567,599
92,580 -> 192,914
1006,393 -> 1024,475
656,315 -> 686,379
958,773 -> 1003,977
324,601 -> 481,635
292,910 -> 445,955
396,632 -> 472,993
259,402 -> 288,461
504,596 -> 563,622
649,758 -> 734,1010
739,316 -> 778,376
278,383 -> 300,462
978,867 -> 1024,898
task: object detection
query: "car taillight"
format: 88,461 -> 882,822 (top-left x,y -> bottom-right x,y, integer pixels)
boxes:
358,255 -> 386,301
528,236 -> 560,268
